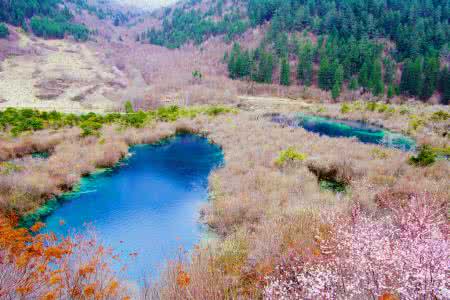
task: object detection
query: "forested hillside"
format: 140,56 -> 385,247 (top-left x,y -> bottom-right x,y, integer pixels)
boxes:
0,0 -> 89,40
144,0 -> 450,103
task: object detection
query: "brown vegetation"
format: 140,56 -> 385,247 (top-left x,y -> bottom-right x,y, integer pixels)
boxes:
1,107 -> 447,298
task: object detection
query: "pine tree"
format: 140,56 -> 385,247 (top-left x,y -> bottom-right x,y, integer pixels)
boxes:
297,41 -> 313,86
349,77 -> 359,90
439,67 -> 450,105
358,60 -> 370,91
0,23 -> 9,39
387,84 -> 395,99
383,57 -> 396,84
275,32 -> 289,58
256,50 -> 274,84
400,58 -> 423,97
228,43 -> 251,79
420,56 -> 439,100
370,60 -> 384,96
318,57 -> 334,90
330,64 -> 344,100
280,57 -> 291,86
332,82 -> 341,100
334,64 -> 344,89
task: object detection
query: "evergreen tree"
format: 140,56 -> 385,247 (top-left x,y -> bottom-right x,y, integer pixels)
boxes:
331,82 -> 341,100
387,84 -> 395,99
383,57 -> 396,84
280,57 -> 291,86
370,60 -> 384,96
358,60 -> 371,91
420,56 -> 439,100
227,44 -> 240,79
255,50 -> 274,84
400,58 -> 423,97
334,64 -> 344,89
0,23 -> 8,39
348,77 -> 359,90
439,67 -> 450,105
274,32 -> 289,58
318,57 -> 334,90
297,41 -> 313,86
330,64 -> 344,100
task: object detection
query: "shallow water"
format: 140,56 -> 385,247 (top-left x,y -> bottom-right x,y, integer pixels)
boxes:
272,114 -> 416,151
41,134 -> 223,281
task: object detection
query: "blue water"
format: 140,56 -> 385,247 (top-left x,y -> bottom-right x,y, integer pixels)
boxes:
272,114 -> 416,151
41,134 -> 223,281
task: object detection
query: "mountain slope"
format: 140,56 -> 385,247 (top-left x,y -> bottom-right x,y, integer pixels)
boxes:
140,0 -> 450,103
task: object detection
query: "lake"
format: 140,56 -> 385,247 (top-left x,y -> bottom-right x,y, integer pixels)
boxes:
272,113 -> 416,151
41,134 -> 223,281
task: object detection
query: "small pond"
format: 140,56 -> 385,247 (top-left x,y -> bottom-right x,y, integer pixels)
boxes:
272,113 -> 416,151
39,134 -> 223,281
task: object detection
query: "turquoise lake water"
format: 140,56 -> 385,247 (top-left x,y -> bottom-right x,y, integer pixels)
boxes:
272,113 -> 416,151
41,134 -> 223,281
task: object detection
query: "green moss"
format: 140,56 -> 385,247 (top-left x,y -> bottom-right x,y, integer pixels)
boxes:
19,199 -> 59,228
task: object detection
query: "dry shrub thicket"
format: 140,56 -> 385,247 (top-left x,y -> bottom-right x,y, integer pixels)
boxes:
0,110 -> 448,298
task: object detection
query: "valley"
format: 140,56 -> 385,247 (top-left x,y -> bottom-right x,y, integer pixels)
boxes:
0,0 -> 448,299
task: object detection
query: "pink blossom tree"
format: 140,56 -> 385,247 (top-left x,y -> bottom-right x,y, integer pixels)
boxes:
265,194 -> 449,299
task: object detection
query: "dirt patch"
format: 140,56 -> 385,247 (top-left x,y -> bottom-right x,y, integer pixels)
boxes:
35,79 -> 71,100
0,28 -> 127,112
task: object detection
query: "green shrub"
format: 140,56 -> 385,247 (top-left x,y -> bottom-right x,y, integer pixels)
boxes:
156,105 -> 181,122
0,23 -> 9,39
0,105 -> 235,135
370,148 -> 389,159
431,147 -> 450,157
430,110 -> 450,122
275,147 -> 307,167
377,103 -> 389,113
0,162 -> 23,175
205,106 -> 234,116
124,101 -> 134,113
319,179 -> 346,193
409,145 -> 437,166
340,103 -> 351,114
366,101 -> 378,112
408,115 -> 426,131
399,106 -> 410,115
80,120 -> 102,137
121,112 -> 148,128
316,106 -> 326,113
